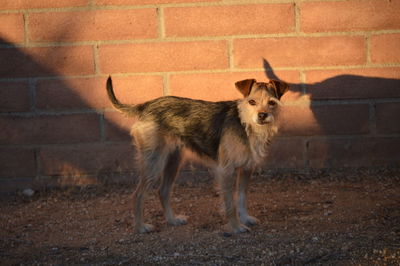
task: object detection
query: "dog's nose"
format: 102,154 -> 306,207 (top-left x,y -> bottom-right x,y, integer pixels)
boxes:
258,112 -> 269,120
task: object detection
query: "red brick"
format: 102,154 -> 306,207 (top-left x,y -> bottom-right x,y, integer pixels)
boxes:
305,68 -> 400,100
0,148 -> 36,178
0,46 -> 94,78
301,0 -> 400,33
0,82 -> 31,112
371,34 -> 400,63
234,36 -> 366,68
95,0 -> 215,5
0,0 -> 90,9
279,104 -> 370,136
29,9 -> 157,43
308,138 -> 400,168
104,111 -> 136,141
36,76 -> 163,110
99,41 -> 228,73
170,71 -> 300,102
264,138 -> 305,169
376,103 -> 400,134
108,76 -> 164,104
39,143 -> 135,176
165,4 -> 294,37
0,114 -> 100,145
0,13 -> 24,43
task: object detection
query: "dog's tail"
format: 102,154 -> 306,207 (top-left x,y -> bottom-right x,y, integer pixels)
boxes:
106,76 -> 139,115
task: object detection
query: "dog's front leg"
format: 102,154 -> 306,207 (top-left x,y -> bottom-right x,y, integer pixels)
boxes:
217,166 -> 250,234
237,168 -> 260,226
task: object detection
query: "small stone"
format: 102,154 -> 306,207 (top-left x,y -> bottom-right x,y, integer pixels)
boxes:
22,188 -> 35,197
222,232 -> 232,238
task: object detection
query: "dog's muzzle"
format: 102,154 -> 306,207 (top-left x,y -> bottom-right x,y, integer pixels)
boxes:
257,112 -> 273,124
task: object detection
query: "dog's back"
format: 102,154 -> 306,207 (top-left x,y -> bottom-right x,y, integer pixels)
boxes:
107,76 -> 247,161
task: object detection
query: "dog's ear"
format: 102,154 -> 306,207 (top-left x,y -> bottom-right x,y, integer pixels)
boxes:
269,80 -> 289,100
235,79 -> 256,97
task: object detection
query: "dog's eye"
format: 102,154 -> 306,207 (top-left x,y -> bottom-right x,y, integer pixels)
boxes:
248,100 -> 256,106
268,100 -> 277,107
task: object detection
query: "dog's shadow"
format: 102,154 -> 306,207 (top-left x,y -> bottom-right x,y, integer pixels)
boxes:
262,59 -> 400,169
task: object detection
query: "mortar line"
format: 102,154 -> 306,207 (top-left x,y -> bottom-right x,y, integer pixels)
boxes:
228,38 -> 234,70
369,101 -> 377,137
365,33 -> 372,64
5,29 -> 400,48
0,0 -> 392,13
1,63 -> 400,84
0,141 -> 137,150
23,12 -> 30,45
163,73 -> 170,96
28,79 -> 37,113
157,7 -> 166,39
93,43 -> 101,75
0,1 -> 302,14
0,109 -> 106,117
99,111 -> 106,142
276,134 -> 400,141
299,69 -> 307,95
34,147 -> 43,178
294,0 -> 301,34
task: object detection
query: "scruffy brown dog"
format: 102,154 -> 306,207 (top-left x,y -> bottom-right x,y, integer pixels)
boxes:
106,77 -> 288,234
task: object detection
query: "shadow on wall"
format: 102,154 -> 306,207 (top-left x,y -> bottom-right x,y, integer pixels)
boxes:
0,37 -> 136,192
263,59 -> 400,169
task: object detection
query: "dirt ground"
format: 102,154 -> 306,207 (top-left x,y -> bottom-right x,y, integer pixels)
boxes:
1,168 -> 400,265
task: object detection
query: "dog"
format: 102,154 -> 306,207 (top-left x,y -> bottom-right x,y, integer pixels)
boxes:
106,77 -> 289,233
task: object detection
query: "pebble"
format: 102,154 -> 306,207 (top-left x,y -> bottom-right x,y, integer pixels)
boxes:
222,232 -> 232,238
22,188 -> 35,197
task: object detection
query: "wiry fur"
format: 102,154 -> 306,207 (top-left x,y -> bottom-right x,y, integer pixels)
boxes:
106,77 -> 289,234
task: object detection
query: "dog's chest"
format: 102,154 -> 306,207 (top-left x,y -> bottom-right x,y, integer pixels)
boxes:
247,125 -> 277,166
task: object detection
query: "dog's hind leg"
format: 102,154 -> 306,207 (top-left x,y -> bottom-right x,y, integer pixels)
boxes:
134,148 -> 171,233
159,148 -> 187,226
237,168 -> 259,226
133,171 -> 156,234
134,130 -> 168,233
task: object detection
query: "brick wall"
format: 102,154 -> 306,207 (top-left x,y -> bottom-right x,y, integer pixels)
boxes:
1,0 -> 399,192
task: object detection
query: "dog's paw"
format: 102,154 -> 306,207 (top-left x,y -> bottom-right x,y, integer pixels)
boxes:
168,215 -> 188,226
231,224 -> 251,234
224,224 -> 251,234
240,215 -> 260,227
136,223 -> 155,234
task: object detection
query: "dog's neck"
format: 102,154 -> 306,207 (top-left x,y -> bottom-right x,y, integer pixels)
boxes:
242,121 -> 278,165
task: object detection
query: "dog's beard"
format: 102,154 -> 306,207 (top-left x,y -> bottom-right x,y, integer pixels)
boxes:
238,102 -> 278,165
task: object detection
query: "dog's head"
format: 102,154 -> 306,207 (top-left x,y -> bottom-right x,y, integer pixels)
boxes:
235,79 -> 289,126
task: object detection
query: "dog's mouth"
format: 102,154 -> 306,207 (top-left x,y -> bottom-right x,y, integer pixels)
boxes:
257,120 -> 271,125
257,115 -> 274,125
